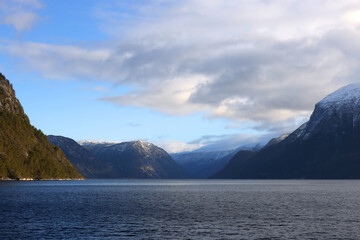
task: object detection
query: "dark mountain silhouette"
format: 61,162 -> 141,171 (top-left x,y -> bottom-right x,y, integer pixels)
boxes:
48,135 -> 115,178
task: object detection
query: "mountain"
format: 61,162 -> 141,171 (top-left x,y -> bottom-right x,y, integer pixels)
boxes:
0,73 -> 82,180
47,135 -> 115,178
171,143 -> 262,178
212,83 -> 360,179
171,150 -> 235,178
261,133 -> 289,149
79,141 -> 115,156
212,135 -> 287,178
82,140 -> 191,179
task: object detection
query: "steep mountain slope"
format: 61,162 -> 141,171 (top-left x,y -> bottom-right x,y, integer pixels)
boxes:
171,150 -> 235,178
170,150 -> 236,179
172,143 -> 262,178
79,141 -> 115,156
83,140 -> 191,179
0,73 -> 82,180
212,135 -> 288,178
261,134 -> 289,149
212,83 -> 360,179
48,135 -> 115,178
211,151 -> 257,179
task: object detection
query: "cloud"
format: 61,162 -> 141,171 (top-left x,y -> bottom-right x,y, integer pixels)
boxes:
343,8 -> 360,24
80,85 -> 110,92
0,0 -> 43,33
2,0 -> 360,135
186,132 -> 278,152
158,130 -> 284,153
154,139 -> 204,153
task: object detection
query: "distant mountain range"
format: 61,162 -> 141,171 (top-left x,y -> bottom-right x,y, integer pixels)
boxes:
0,73 -> 82,180
171,144 -> 262,178
212,83 -> 360,179
49,137 -> 191,179
48,83 -> 360,179
47,136 -> 115,178
3,70 -> 360,180
83,140 -> 191,179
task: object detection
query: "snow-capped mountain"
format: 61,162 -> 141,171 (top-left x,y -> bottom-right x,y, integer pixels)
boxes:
83,140 -> 191,179
212,83 -> 360,179
289,83 -> 360,142
78,140 -> 120,148
172,143 -> 262,178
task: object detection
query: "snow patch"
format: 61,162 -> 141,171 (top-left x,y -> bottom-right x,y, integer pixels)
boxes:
319,83 -> 360,108
78,139 -> 120,146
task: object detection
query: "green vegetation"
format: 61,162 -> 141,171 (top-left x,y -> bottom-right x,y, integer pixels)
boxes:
0,73 -> 83,180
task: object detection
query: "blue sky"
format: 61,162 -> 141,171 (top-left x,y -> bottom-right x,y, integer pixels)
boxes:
1,0 -> 360,152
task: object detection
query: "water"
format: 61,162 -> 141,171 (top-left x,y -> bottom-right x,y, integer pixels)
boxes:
1,180 -> 360,239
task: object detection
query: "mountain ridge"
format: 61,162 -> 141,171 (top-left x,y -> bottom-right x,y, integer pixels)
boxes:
81,140 -> 192,179
172,143 -> 262,178
212,83 -> 360,179
47,135 -> 115,178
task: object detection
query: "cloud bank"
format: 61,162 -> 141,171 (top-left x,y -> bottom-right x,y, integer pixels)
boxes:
2,0 -> 360,139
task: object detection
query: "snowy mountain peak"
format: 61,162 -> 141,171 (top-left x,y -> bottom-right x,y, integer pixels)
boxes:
130,140 -> 153,151
318,83 -> 360,107
134,140 -> 151,146
78,140 -> 119,146
104,140 -> 160,156
286,83 -> 360,142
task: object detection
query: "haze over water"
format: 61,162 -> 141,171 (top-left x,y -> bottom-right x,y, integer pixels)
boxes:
1,180 -> 360,239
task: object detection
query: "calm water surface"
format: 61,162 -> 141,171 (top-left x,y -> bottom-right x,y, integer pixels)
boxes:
1,179 -> 360,239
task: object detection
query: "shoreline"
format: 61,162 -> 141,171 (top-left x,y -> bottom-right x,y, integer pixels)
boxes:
0,178 -> 85,181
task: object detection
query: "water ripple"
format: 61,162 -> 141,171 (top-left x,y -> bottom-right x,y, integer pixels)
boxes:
1,180 -> 360,239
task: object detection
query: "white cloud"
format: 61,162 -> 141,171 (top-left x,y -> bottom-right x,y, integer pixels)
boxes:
343,8 -> 360,24
0,0 -> 42,33
2,0 -> 360,135
154,139 -> 204,153
182,131 -> 280,152
101,74 -> 211,115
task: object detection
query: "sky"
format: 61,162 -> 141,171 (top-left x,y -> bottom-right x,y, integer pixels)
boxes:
1,0 -> 360,153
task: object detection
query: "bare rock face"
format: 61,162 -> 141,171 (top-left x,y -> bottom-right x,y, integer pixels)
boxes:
0,73 -> 24,116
